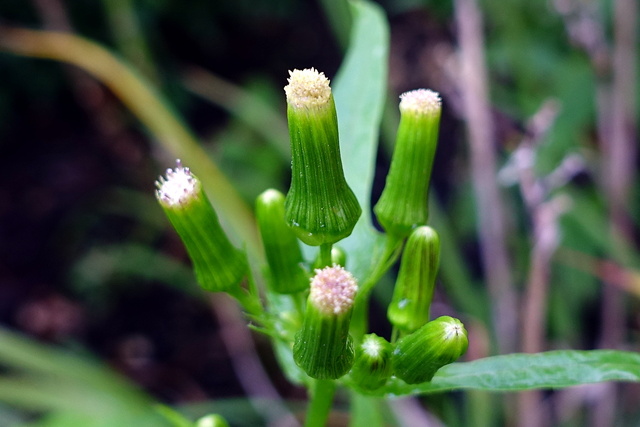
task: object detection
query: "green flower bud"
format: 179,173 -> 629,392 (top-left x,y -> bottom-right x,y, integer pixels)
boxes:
155,161 -> 248,292
392,316 -> 468,384
283,68 -> 362,246
256,189 -> 309,294
387,226 -> 440,334
349,334 -> 393,391
196,414 -> 230,427
293,265 -> 358,379
374,89 -> 441,237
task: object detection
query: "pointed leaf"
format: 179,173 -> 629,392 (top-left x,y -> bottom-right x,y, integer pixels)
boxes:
333,0 -> 390,280
376,350 -> 640,396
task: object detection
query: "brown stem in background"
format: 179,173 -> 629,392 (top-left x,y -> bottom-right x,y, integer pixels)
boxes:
598,0 -> 637,348
507,102 -> 568,427
556,0 -> 637,424
592,0 -> 637,424
517,103 -> 562,355
454,0 -> 516,354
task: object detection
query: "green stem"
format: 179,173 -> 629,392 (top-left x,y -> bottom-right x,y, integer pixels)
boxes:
351,236 -> 403,339
304,379 -> 337,427
349,392 -> 384,427
390,327 -> 400,344
293,292 -> 306,320
228,270 -> 264,321
320,243 -> 333,267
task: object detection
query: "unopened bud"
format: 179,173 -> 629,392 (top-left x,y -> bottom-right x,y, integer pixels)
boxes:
349,334 -> 393,391
387,226 -> 440,334
196,414 -> 230,427
256,189 -> 308,294
392,316 -> 468,384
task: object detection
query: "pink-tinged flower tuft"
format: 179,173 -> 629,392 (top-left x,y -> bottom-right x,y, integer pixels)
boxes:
309,265 -> 358,315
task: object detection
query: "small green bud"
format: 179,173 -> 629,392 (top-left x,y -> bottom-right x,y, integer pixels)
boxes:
387,226 -> 440,334
196,414 -> 230,427
293,265 -> 358,379
155,161 -> 248,292
374,89 -> 441,237
284,68 -> 362,246
256,189 -> 309,294
312,246 -> 347,269
392,316 -> 468,384
349,334 -> 393,391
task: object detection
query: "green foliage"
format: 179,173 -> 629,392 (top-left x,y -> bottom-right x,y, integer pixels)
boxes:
383,350 -> 640,395
0,327 -> 170,427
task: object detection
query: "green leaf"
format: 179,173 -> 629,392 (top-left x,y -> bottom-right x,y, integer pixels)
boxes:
376,350 -> 640,396
333,0 -> 390,281
0,327 -> 169,427
155,404 -> 194,427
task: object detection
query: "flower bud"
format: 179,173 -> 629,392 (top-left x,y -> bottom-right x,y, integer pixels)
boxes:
155,160 -> 248,292
312,246 -> 347,269
196,414 -> 230,427
387,226 -> 440,334
256,189 -> 309,294
284,68 -> 362,246
374,89 -> 441,237
392,316 -> 468,384
293,265 -> 358,379
349,334 -> 393,391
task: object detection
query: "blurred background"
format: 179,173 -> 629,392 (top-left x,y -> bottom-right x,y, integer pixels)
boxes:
0,0 -> 638,425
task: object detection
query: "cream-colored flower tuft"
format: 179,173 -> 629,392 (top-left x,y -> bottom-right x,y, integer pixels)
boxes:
309,265 -> 358,315
155,160 -> 199,207
361,335 -> 383,357
442,318 -> 466,340
399,89 -> 441,116
284,68 -> 331,110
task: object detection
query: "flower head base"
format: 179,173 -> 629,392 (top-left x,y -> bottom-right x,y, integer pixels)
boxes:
284,68 -> 331,110
283,68 -> 362,246
309,265 -> 358,315
155,160 -> 248,293
374,88 -> 442,237
155,160 -> 198,207
293,265 -> 358,379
